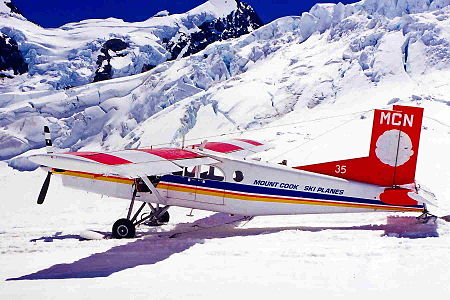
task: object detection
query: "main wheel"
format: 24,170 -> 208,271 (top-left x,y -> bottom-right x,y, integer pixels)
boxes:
112,218 -> 136,239
159,211 -> 170,223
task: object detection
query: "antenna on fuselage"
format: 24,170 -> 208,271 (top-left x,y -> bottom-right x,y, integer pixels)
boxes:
199,139 -> 208,151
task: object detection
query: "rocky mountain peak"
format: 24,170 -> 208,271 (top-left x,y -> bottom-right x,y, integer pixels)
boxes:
0,0 -> 22,16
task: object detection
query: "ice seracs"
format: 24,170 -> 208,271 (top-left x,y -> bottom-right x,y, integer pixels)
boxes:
0,0 -> 449,175
0,0 -> 262,91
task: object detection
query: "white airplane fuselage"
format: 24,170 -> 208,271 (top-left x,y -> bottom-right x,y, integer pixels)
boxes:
55,154 -> 423,216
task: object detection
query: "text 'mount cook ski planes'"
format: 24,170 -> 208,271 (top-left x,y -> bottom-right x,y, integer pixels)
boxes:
29,105 -> 436,238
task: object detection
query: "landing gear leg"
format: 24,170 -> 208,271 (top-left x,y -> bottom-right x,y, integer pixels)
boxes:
417,204 -> 437,223
136,203 -> 170,227
111,179 -> 171,238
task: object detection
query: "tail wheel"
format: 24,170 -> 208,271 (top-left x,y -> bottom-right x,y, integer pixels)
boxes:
112,218 -> 136,239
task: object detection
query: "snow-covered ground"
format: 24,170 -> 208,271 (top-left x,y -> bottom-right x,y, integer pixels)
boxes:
1,0 -> 450,298
1,158 -> 450,299
1,97 -> 450,298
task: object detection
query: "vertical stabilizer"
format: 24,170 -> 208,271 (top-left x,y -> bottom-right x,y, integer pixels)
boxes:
294,105 -> 424,186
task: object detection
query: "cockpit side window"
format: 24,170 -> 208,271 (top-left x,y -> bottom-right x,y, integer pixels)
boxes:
184,166 -> 196,178
172,167 -> 195,177
199,165 -> 225,181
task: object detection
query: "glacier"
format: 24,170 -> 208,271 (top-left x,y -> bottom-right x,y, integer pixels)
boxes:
0,0 -> 262,92
0,0 -> 448,169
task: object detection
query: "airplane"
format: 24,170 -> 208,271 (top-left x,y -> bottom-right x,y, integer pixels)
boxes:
28,105 -> 438,239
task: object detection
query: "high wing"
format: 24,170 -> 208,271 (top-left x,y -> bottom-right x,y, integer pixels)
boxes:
28,148 -> 219,178
28,139 -> 270,178
189,138 -> 272,158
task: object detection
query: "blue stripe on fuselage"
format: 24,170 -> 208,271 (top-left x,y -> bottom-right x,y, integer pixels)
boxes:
159,175 -> 423,209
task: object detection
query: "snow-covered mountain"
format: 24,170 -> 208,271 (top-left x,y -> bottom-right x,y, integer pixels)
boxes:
0,0 -> 262,91
1,0 -> 448,165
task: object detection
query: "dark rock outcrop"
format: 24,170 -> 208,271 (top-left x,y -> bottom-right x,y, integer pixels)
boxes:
141,64 -> 155,73
0,32 -> 28,78
5,0 -> 22,15
93,38 -> 129,82
164,1 -> 263,60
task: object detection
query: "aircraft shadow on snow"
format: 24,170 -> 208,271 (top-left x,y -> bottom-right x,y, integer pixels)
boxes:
8,213 -> 438,280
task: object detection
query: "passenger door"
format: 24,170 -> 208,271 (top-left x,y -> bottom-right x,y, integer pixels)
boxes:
164,168 -> 196,201
194,166 -> 225,205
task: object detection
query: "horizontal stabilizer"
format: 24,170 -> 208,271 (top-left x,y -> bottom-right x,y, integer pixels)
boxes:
379,188 -> 418,206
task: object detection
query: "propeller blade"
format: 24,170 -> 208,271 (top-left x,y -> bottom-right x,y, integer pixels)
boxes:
37,172 -> 52,204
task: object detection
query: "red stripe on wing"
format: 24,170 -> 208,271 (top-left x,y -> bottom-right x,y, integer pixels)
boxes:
66,152 -> 132,165
136,148 -> 201,159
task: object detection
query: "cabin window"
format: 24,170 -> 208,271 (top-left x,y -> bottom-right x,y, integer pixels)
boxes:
172,166 -> 224,181
233,171 -> 244,182
172,170 -> 183,176
199,165 -> 225,181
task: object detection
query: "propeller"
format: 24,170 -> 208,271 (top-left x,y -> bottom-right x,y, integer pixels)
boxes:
36,125 -> 54,205
37,171 -> 52,204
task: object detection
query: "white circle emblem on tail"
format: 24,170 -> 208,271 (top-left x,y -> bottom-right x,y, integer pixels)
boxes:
375,129 -> 414,167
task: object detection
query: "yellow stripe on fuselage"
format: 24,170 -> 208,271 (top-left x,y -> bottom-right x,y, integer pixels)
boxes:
53,169 -> 133,185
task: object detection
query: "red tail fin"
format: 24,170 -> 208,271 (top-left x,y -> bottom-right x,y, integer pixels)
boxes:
294,105 -> 424,186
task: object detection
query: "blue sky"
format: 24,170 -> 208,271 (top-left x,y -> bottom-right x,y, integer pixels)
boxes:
14,0 -> 355,28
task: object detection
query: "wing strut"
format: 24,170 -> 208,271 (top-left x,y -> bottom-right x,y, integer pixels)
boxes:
140,176 -> 166,205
